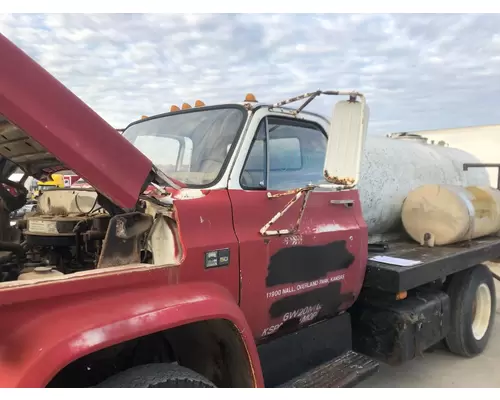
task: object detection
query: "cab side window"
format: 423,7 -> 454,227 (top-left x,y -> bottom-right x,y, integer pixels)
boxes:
240,117 -> 327,191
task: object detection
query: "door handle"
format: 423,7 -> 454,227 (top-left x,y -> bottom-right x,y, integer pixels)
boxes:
330,199 -> 354,208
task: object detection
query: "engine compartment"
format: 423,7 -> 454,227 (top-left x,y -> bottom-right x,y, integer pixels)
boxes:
0,186 -> 180,285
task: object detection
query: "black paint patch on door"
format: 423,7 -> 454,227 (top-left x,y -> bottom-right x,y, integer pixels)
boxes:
266,240 -> 355,287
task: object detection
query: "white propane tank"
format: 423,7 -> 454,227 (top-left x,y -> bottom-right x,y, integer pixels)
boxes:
358,134 -> 491,240
401,185 -> 500,246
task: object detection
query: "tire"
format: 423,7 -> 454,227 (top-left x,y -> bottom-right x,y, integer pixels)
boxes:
95,363 -> 216,388
445,264 -> 496,357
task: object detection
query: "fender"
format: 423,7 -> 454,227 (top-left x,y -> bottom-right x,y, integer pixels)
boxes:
0,280 -> 263,388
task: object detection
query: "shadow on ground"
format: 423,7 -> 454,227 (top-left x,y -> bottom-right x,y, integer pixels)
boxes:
358,263 -> 500,388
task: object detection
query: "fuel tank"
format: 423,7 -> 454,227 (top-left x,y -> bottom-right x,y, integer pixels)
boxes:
358,134 -> 490,238
402,185 -> 500,246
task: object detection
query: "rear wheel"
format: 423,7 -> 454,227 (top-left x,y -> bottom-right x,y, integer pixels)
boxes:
445,264 -> 496,357
95,363 -> 216,388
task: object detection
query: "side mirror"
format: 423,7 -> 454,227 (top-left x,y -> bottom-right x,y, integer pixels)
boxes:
323,94 -> 369,189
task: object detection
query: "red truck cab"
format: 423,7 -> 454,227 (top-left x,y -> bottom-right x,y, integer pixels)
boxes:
0,33 -> 496,388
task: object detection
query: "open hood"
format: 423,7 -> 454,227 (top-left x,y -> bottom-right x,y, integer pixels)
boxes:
0,33 -> 166,210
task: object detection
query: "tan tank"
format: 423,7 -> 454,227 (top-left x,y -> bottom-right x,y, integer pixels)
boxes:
401,185 -> 500,246
18,266 -> 64,281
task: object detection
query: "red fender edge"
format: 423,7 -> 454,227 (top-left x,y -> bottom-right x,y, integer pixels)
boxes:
0,281 -> 264,388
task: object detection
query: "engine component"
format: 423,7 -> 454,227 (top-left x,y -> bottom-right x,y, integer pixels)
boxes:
0,188 -> 114,281
18,265 -> 64,281
25,215 -> 89,247
20,212 -> 111,275
37,188 -> 99,215
402,184 -> 500,246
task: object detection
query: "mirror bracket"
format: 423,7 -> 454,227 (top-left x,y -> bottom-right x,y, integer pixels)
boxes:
266,90 -> 369,192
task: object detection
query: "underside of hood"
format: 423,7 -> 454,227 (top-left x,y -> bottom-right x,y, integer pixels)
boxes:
0,33 -> 157,210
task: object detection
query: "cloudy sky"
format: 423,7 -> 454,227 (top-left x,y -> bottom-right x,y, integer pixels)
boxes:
1,13 -> 500,134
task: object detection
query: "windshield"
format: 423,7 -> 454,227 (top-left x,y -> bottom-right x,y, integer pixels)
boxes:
123,106 -> 246,186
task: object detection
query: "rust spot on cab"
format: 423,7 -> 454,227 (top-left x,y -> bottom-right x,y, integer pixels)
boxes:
323,170 -> 355,186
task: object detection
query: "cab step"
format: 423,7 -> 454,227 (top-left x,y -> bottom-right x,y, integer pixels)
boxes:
279,350 -> 379,388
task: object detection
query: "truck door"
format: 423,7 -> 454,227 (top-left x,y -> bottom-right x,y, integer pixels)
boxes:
228,112 -> 366,340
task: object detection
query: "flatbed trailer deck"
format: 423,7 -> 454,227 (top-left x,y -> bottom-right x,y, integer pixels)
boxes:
365,236 -> 500,293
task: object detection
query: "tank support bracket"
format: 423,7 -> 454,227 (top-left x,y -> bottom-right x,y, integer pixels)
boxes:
463,163 -> 500,190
